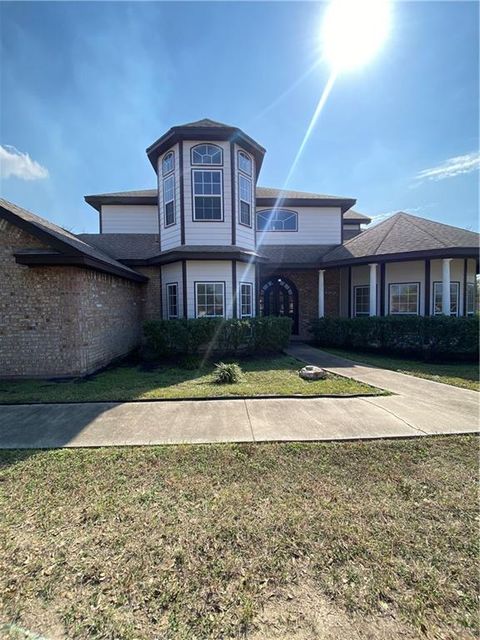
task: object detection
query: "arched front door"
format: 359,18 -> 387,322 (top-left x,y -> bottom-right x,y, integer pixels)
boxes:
260,277 -> 299,335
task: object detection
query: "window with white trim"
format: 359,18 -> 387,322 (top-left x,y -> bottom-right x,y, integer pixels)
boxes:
239,174 -> 252,226
257,209 -> 298,232
389,283 -> 419,315
195,282 -> 225,318
163,174 -> 175,226
240,283 -> 253,318
191,144 -> 223,165
162,151 -> 174,176
354,286 -> 370,317
193,170 -> 223,220
466,282 -> 476,316
238,150 -> 252,176
433,281 -> 460,316
166,283 -> 178,319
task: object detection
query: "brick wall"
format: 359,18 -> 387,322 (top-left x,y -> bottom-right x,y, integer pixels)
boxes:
135,266 -> 161,320
0,220 -> 144,378
259,267 -> 341,337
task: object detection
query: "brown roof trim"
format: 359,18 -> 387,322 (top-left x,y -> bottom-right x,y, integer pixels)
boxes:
14,251 -> 148,282
84,194 -> 157,212
321,247 -> 479,268
146,124 -> 266,175
256,197 -> 356,213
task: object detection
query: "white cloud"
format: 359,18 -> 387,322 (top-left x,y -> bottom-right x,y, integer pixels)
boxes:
0,145 -> 49,180
415,152 -> 480,182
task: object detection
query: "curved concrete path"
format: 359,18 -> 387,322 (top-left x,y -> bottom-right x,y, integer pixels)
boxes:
0,346 -> 477,448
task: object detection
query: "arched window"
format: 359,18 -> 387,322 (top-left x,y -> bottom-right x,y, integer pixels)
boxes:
257,209 -> 298,232
238,150 -> 252,176
162,151 -> 174,175
191,144 -> 223,165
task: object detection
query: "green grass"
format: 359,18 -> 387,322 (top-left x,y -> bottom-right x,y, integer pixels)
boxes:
0,355 -> 382,404
321,347 -> 479,391
0,437 -> 478,639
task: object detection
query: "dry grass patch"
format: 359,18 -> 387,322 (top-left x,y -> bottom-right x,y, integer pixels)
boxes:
1,436 -> 478,639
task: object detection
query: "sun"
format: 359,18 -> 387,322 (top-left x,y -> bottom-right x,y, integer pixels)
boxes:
321,0 -> 391,71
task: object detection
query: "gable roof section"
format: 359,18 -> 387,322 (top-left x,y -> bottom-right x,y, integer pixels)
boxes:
0,198 -> 147,282
256,186 -> 356,213
322,212 -> 479,265
146,118 -> 266,174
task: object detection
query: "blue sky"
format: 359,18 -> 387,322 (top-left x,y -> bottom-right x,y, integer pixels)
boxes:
1,1 -> 478,233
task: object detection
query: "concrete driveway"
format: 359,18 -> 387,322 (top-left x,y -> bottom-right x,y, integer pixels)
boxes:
0,346 -> 477,448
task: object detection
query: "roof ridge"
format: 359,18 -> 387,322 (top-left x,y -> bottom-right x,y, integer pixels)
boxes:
372,214 -> 403,254
399,212 -> 448,247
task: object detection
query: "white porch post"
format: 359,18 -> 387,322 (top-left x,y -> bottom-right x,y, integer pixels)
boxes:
442,258 -> 452,315
318,269 -> 325,318
369,263 -> 378,316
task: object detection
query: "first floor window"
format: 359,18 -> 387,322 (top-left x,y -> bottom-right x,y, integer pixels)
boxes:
193,170 -> 223,220
354,285 -> 370,316
466,282 -> 476,316
433,281 -> 459,316
166,283 -> 178,319
239,174 -> 252,226
196,282 -> 225,318
163,175 -> 175,226
240,283 -> 253,318
389,283 -> 419,315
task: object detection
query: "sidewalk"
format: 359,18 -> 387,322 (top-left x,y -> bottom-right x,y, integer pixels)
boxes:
0,345 -> 478,448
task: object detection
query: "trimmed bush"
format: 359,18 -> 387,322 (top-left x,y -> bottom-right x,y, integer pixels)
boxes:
213,362 -> 242,384
143,316 -> 292,359
310,316 -> 479,360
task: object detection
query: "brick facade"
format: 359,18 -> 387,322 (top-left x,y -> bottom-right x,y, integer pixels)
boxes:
0,221 -> 144,378
259,267 -> 341,337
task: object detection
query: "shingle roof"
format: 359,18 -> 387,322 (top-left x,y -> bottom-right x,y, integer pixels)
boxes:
322,212 -> 479,265
177,118 -> 233,128
258,244 -> 337,266
344,209 -> 371,223
0,198 -> 147,282
256,186 -> 353,201
78,234 -> 161,260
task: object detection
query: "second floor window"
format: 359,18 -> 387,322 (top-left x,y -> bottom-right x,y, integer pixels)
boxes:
239,174 -> 252,226
162,151 -> 174,175
163,175 -> 175,226
257,209 -> 298,232
193,170 -> 223,220
238,150 -> 252,175
191,144 -> 223,165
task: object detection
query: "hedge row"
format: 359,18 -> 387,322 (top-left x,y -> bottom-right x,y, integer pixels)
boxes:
143,316 -> 292,358
310,316 -> 479,360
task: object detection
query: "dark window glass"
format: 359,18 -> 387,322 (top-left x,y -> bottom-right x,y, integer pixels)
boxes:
167,284 -> 178,318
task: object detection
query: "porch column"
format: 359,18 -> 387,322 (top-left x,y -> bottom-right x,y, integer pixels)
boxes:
318,269 -> 325,317
442,258 -> 452,315
369,263 -> 378,316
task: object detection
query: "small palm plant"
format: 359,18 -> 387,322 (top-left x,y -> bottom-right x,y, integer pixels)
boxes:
213,362 -> 243,384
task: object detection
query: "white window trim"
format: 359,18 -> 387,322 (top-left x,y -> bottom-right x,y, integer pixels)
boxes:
389,282 -> 420,315
433,281 -> 460,317
163,174 -> 176,227
166,282 -> 178,319
466,281 -> 476,316
238,174 -> 252,228
195,281 -> 225,318
239,282 -> 253,318
192,169 -> 223,221
353,285 -> 370,317
256,209 -> 298,232
191,143 -> 223,166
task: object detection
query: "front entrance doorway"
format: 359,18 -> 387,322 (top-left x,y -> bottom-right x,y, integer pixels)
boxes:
260,276 -> 299,335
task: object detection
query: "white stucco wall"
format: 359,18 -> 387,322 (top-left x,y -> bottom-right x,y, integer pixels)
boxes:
255,206 -> 342,245
101,205 -> 158,233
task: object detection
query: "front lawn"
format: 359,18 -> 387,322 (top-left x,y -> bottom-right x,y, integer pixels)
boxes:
322,347 -> 479,391
1,436 -> 478,639
0,355 -> 382,403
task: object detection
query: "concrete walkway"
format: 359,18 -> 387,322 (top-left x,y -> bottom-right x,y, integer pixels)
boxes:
0,345 -> 477,448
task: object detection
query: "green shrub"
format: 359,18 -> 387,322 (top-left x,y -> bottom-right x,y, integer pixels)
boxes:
310,316 -> 479,360
213,362 -> 242,384
180,355 -> 203,370
143,317 -> 292,359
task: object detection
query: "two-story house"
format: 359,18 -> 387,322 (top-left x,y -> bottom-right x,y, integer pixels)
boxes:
1,118 -> 478,378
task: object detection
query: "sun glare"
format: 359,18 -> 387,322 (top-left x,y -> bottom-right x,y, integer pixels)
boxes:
322,0 -> 391,71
